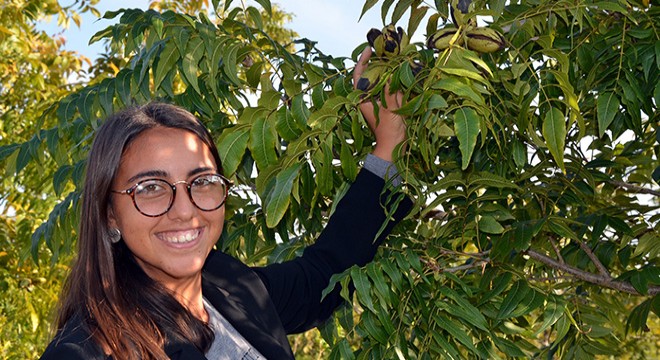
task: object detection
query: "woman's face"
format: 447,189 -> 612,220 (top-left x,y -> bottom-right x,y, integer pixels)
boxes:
109,126 -> 225,288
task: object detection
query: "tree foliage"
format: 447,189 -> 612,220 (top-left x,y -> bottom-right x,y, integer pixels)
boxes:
0,1 -> 99,358
2,0 -> 660,358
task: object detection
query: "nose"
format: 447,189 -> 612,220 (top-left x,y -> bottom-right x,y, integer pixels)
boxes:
167,182 -> 195,221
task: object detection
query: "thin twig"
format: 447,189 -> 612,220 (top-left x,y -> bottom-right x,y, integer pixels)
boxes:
575,238 -> 610,277
609,180 -> 660,197
525,249 -> 660,296
549,237 -> 565,264
443,260 -> 491,274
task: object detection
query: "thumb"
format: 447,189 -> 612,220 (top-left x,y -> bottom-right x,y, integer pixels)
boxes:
353,47 -> 373,88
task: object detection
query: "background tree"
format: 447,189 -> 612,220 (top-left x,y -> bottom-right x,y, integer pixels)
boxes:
1,0 -> 659,359
0,1 -> 100,358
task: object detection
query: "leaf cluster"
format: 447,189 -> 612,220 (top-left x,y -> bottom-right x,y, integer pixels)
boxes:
1,0 -> 660,358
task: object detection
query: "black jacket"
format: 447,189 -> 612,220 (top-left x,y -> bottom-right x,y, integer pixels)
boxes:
41,170 -> 412,359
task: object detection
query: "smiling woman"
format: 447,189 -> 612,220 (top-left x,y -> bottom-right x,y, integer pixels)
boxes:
39,50 -> 412,360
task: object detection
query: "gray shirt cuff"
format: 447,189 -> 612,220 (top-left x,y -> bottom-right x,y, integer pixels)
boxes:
363,154 -> 402,187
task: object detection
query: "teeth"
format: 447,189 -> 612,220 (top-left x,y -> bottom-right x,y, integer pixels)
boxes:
162,230 -> 199,244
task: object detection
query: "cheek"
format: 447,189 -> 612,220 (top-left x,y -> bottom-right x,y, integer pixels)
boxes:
206,209 -> 226,241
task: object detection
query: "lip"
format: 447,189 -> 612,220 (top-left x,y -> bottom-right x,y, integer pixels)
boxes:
155,227 -> 204,249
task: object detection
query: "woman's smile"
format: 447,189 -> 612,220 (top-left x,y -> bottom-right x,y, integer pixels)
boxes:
156,227 -> 203,246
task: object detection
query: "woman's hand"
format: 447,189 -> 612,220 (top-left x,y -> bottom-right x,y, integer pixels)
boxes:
353,47 -> 406,162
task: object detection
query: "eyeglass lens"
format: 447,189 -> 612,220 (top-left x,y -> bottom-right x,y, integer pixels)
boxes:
133,174 -> 227,216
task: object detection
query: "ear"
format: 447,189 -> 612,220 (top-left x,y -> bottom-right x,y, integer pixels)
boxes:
107,204 -> 119,229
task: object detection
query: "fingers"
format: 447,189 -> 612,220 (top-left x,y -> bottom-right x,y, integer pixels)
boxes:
353,47 -> 373,88
383,82 -> 403,110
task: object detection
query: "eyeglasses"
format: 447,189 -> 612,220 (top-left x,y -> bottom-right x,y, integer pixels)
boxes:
111,173 -> 232,217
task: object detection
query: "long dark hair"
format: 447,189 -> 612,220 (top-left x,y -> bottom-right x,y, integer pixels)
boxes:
55,103 -> 222,359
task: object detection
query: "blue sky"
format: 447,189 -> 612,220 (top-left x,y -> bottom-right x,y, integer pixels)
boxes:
38,0 -> 406,60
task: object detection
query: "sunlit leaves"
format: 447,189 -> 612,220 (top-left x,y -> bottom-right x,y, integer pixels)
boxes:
216,125 -> 250,176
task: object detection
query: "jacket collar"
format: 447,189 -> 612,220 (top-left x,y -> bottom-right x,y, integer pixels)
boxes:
200,251 -> 295,359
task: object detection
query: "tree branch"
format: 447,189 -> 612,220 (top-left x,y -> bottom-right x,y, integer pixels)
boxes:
574,238 -> 610,277
525,249 -> 660,296
442,260 -> 490,274
609,180 -> 660,197
549,237 -> 565,264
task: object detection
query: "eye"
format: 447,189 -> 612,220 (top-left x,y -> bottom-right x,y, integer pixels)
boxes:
192,175 -> 223,190
135,180 -> 169,198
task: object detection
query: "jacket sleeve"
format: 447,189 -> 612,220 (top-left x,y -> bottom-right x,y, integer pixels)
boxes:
40,317 -> 108,360
253,169 -> 412,334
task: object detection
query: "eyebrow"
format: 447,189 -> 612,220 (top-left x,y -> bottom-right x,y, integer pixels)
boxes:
126,167 -> 217,184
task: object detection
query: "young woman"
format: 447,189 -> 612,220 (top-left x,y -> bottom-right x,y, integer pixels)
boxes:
40,48 -> 410,359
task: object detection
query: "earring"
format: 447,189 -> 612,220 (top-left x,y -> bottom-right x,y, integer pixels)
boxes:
109,228 -> 121,243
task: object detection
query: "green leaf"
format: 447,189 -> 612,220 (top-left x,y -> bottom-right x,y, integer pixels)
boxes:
534,296 -> 566,336
16,142 -> 31,174
548,216 -> 578,240
254,0 -> 272,15
53,165 -> 73,196
492,336 -> 526,357
340,141 -> 358,181
304,63 -> 325,86
438,287 -> 489,331
497,280 -> 530,320
0,144 -> 18,163
264,164 -> 300,228
627,297 -> 653,334
351,267 -> 375,312
78,87 -> 97,123
56,96 -> 78,123
399,62 -> 415,89
428,94 -> 448,110
407,5 -> 428,36
597,92 -> 620,137
391,0 -> 412,24
432,314 -> 478,353
181,36 -> 204,94
440,67 -> 487,84
115,69 -> 133,106
291,94 -> 310,124
478,271 -> 512,306
258,90 -> 281,111
395,93 -> 425,116
276,107 -> 302,142
223,42 -> 242,86
454,107 -> 481,170
329,339 -> 355,360
154,41 -> 179,90
366,263 -> 392,306
634,232 -> 660,259
307,107 -> 338,132
315,135 -> 334,196
359,0 -> 379,20
510,219 -> 544,251
468,172 -> 521,190
479,215 -> 505,234
217,125 -> 250,176
246,61 -> 264,89
246,6 -> 263,30
206,38 -> 226,97
433,78 -> 485,105
249,113 -> 278,170
542,107 -> 566,173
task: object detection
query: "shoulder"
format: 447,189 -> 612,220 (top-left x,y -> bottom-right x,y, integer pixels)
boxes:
40,315 -> 107,360
202,250 -> 271,293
